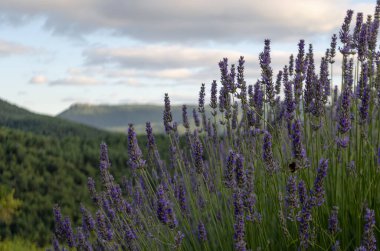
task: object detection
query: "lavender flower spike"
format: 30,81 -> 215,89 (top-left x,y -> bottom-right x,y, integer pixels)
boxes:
362,208 -> 376,251
198,222 -> 207,242
285,175 -> 298,220
291,119 -> 307,166
259,39 -> 275,105
328,206 -> 341,235
210,80 -> 218,112
263,131 -> 278,174
163,93 -> 173,133
224,150 -> 236,188
182,105 -> 190,130
192,131 -> 204,174
311,158 -> 328,206
127,124 -> 146,170
157,184 -> 177,229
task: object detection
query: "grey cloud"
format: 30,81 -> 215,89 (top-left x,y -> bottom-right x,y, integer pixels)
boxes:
0,0 -> 374,42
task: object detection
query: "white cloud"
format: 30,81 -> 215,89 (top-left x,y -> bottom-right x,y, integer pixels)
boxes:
84,45 -> 256,69
29,75 -> 48,84
49,75 -> 103,86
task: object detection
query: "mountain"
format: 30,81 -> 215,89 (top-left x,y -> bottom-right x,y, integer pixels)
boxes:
58,103 -> 200,134
0,99 -> 108,138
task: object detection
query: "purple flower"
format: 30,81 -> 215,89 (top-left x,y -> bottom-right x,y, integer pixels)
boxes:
354,13 -> 364,47
329,34 -> 338,64
285,175 -> 299,219
344,58 -> 354,91
332,241 -> 340,251
198,222 -> 207,242
229,63 -> 236,93
219,58 -> 234,93
275,70 -> 283,95
283,66 -> 295,121
297,197 -> 313,249
339,10 -> 354,54
311,158 -> 328,207
369,2 -> 380,51
333,85 -> 338,103
62,216 -> 75,247
102,197 -> 115,221
328,206 -> 340,235
96,210 -> 112,241
304,44 -> 315,112
246,109 -> 256,127
210,80 -> 218,112
263,131 -> 278,174
75,227 -> 87,249
248,85 -> 254,107
294,40 -> 305,106
233,191 -> 246,251
224,150 -> 236,188
337,87 -> 352,146
260,39 -> 275,105
177,183 -> 187,216
53,205 -> 64,239
192,132 -> 204,174
99,143 -> 110,167
320,56 -> 330,103
237,56 -> 247,103
289,54 -> 294,76
127,124 -> 146,170
87,177 -> 98,203
156,185 -> 177,229
80,205 -> 95,233
146,122 -> 156,150
360,85 -> 370,124
181,105 -> 190,130
253,80 -> 264,127
362,208 -> 376,251
235,154 -> 246,189
312,70 -> 324,118
291,120 -> 307,164
298,180 -> 307,205
193,108 -> 200,128
175,231 -> 185,249
198,83 -> 206,113
52,236 -> 60,251
358,23 -> 368,61
163,93 -> 173,133
232,101 -> 238,130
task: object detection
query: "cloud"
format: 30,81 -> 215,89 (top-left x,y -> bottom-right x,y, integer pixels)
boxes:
83,45 -> 257,69
49,75 -> 103,86
0,39 -> 34,56
29,75 -> 48,84
0,0 -> 376,42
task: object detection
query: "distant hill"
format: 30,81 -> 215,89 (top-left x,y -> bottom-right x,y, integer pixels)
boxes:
58,103 -> 201,134
0,99 -> 109,138
0,99 -> 174,246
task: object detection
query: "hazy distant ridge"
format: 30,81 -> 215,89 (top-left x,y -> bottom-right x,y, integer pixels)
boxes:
58,103 -> 200,134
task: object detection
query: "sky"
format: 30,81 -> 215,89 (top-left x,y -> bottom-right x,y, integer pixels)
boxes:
0,0 -> 377,115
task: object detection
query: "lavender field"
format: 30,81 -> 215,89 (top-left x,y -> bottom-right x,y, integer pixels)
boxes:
51,2 -> 380,251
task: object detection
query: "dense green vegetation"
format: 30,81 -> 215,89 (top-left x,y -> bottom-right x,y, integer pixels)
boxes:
0,99 -> 171,246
